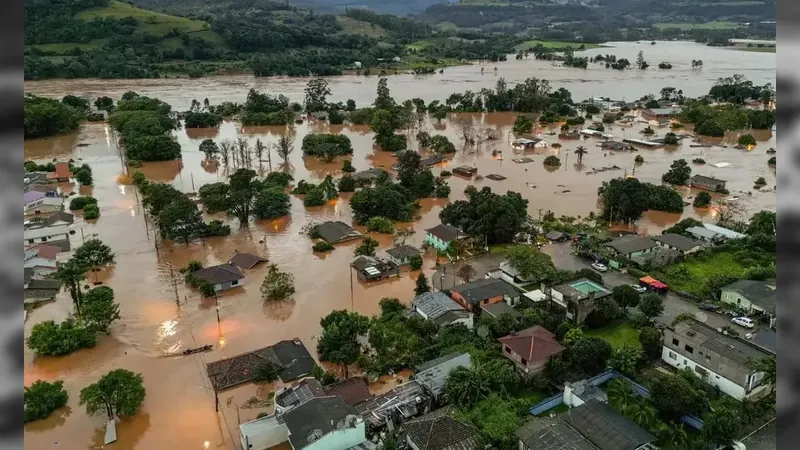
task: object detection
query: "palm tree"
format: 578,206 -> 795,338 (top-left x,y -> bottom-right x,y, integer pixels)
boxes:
54,260 -> 88,317
606,379 -> 636,414
749,356 -> 776,394
656,423 -> 690,450
443,366 -> 490,408
574,146 -> 588,164
629,400 -> 657,429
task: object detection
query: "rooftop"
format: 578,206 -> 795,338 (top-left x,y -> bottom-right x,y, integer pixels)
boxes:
703,223 -> 747,240
749,329 -> 776,354
553,278 -> 611,302
25,279 -> 60,291
403,407 -> 480,450
562,399 -> 654,450
645,107 -> 677,115
191,263 -> 244,285
322,377 -> 372,407
276,378 -> 324,409
413,292 -> 467,320
206,339 -> 315,389
356,380 -> 429,428
673,319 -> 773,366
352,168 -> 388,182
498,326 -> 564,366
450,278 -> 521,305
24,191 -> 45,204
653,233 -> 702,251
33,244 -> 60,260
47,162 -> 73,180
23,223 -> 69,240
691,174 -> 727,185
317,221 -> 363,244
515,417 -> 598,450
721,279 -> 776,312
481,301 -> 521,319
686,226 -> 720,240
283,396 -> 360,450
386,244 -> 421,260
415,353 -> 472,398
426,224 -> 467,243
228,252 -> 267,270
607,235 -> 657,255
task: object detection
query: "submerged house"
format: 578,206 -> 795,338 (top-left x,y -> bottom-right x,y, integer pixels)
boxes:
351,256 -> 400,282
411,291 -> 474,329
191,263 -> 245,292
450,277 -> 523,311
512,138 -> 549,149
452,165 -> 478,178
424,224 -> 472,252
690,174 -> 727,192
316,221 -> 363,244
207,338 -> 315,390
46,162 -> 73,182
228,251 -> 268,270
385,245 -> 421,267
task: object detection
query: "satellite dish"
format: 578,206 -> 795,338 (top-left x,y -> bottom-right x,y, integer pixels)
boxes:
477,325 -> 490,338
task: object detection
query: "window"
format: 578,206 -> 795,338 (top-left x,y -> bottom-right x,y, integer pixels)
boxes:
684,344 -> 694,354
521,358 -> 528,365
503,346 -> 510,354
231,280 -> 239,286
672,338 -> 679,346
41,237 -> 47,242
668,351 -> 677,360
695,366 -> 708,377
28,239 -> 34,244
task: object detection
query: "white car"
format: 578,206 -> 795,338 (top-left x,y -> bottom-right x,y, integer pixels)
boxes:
731,317 -> 755,329
630,284 -> 647,293
591,262 -> 608,272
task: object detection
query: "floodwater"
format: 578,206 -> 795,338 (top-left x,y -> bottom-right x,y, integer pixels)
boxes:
23,41 -> 776,450
24,41 -> 775,110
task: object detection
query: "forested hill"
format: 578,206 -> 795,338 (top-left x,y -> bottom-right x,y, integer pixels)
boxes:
24,0 -> 520,80
129,0 -> 442,15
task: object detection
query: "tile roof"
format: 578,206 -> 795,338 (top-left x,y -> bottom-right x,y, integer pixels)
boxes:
498,326 -> 564,366
34,244 -> 60,260
607,235 -> 657,255
721,279 -> 777,312
322,377 -> 372,406
283,396 -> 360,450
316,221 -> 362,244
413,292 -> 467,320
562,399 -> 654,450
652,233 -> 702,251
47,162 -> 73,180
191,263 -> 244,285
386,245 -> 421,260
425,224 -> 466,243
206,339 -> 315,389
451,278 -> 521,305
515,417 -> 598,450
228,252 -> 267,269
403,407 -> 480,450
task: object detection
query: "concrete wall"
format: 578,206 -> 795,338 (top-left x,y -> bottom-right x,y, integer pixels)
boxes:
661,346 -> 749,399
451,315 -> 474,330
721,290 -> 757,312
305,421 -> 366,450
663,327 -> 754,389
425,233 -> 449,252
239,415 -> 289,450
450,291 -> 504,312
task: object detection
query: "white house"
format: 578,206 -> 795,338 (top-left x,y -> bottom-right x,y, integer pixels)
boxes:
24,244 -> 59,277
191,263 -> 245,292
24,193 -> 63,215
662,319 -> 773,400
239,414 -> 290,450
512,138 -> 549,150
24,224 -> 70,246
411,292 -> 474,329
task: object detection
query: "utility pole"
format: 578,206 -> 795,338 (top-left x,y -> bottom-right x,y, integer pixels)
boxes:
267,148 -> 273,173
349,265 -> 354,311
168,263 -> 180,307
80,228 -> 86,244
211,373 -> 220,412
191,173 -> 195,193
214,291 -> 223,344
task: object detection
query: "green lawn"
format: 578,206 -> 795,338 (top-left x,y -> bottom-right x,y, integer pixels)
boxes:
335,16 -> 388,38
735,46 -> 776,53
657,252 -> 746,297
515,40 -> 606,51
654,21 -> 743,30
586,320 -> 641,349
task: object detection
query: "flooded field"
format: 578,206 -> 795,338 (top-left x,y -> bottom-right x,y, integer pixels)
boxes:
23,40 -> 776,450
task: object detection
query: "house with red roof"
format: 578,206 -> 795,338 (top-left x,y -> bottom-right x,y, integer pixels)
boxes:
46,162 -> 73,182
498,326 -> 565,377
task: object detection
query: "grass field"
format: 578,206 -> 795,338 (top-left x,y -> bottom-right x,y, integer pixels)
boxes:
335,16 -> 388,38
654,21 -> 743,30
734,45 -> 776,53
515,40 -> 606,51
586,320 -> 641,349
657,252 -> 747,296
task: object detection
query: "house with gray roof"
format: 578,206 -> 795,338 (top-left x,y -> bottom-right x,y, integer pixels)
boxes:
206,338 -> 315,390
424,224 -> 471,252
414,352 -> 472,401
352,168 -> 388,184
402,407 -> 480,450
686,226 -> 722,243
283,396 -> 367,450
228,251 -> 267,270
412,291 -> 473,329
690,174 -> 727,192
316,221 -> 363,244
606,235 -> 658,259
562,399 -> 655,450
516,417 -> 598,450
481,301 -> 521,319
662,319 -> 774,400
385,244 -> 421,266
191,263 -> 245,292
720,279 -> 777,316
450,277 -> 523,311
652,233 -> 704,254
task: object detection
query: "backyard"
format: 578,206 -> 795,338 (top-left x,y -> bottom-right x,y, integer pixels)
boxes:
585,320 -> 641,349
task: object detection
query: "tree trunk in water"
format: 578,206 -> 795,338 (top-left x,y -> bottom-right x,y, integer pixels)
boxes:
343,364 -> 349,379
106,403 -> 113,421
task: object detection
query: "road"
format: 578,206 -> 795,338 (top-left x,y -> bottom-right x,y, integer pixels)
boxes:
541,242 -> 736,330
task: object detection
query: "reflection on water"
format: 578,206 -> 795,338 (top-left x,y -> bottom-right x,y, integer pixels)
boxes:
22,54 -> 776,449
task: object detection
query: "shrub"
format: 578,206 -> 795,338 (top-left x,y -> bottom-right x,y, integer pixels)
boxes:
692,158 -> 706,164
337,174 -> 356,192
768,156 -> 776,166
366,216 -> 395,233
440,170 -> 452,177
566,116 -> 585,126
24,380 -> 69,423
543,155 -> 561,167
342,160 -> 356,173
663,132 -> 679,145
754,177 -> 767,189
83,204 -> 100,220
408,253 -> 423,270
627,267 -> 647,278
634,155 -> 644,163
693,192 -> 712,208
738,134 -> 756,147
127,159 -> 143,168
313,241 -> 334,252
513,115 -> 533,134
69,196 -> 98,211
585,104 -> 601,114
27,319 -> 97,356
204,220 -> 231,236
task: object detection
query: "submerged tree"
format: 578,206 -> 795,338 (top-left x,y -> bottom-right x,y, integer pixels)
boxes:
80,369 -> 146,420
72,239 -> 115,283
261,264 -> 296,302
54,259 -> 88,316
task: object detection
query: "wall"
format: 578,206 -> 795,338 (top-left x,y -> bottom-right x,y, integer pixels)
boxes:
721,290 -> 754,311
450,292 -> 504,312
663,327 -> 755,389
305,421 -> 366,450
661,346 -> 748,399
450,314 -> 474,330
425,233 -> 448,251
239,415 -> 289,450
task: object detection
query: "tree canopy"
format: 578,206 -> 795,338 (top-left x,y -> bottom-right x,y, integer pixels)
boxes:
79,369 -> 146,420
439,186 -> 529,245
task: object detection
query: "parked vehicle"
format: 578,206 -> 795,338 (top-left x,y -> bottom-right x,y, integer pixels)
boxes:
630,284 -> 647,293
699,303 -> 720,312
731,317 -> 755,329
591,262 -> 608,272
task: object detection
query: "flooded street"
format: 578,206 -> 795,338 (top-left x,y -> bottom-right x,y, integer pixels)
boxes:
23,40 -> 775,450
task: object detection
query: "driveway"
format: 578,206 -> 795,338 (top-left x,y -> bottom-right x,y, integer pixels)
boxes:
431,252 -> 506,292
541,243 -> 736,331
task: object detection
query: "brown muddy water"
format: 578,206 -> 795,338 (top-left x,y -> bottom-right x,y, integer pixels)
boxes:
23,43 -> 775,450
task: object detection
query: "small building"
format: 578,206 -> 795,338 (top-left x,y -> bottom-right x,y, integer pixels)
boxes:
690,174 -> 727,192
24,172 -> 50,191
452,165 -> 478,178
207,339 -> 315,390
498,326 -> 564,377
424,224 -> 471,252
497,261 -> 536,286
652,233 -> 704,255
450,278 -> 523,312
547,278 -> 612,324
562,399 -> 656,450
702,223 -> 747,240
393,153 -> 446,171
351,256 -> 400,282
686,226 -> 723,243
274,378 -> 326,416
414,352 -> 472,401
411,291 -> 474,329
621,137 -> 662,148
24,224 -> 70,245
402,407 -> 480,450
662,319 -> 774,400
24,278 -> 61,300
563,379 -> 608,408
239,414 -> 290,450
283,396 -> 367,450
481,301 -> 521,320
544,230 -> 569,242
600,140 -> 633,151
356,380 -> 432,431
316,221 -> 363,244
36,210 -> 74,229
46,163 -> 73,182
558,131 -> 581,139
24,244 -> 60,278
641,107 -> 675,121
228,251 -> 268,270
512,138 -> 549,149
516,416 -> 597,450
606,235 -> 658,259
352,168 -> 388,184
191,263 -> 245,292
720,279 -> 776,317
749,328 -> 776,352
322,377 -> 372,407
385,245 -> 421,267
